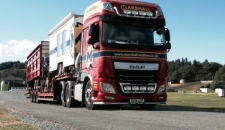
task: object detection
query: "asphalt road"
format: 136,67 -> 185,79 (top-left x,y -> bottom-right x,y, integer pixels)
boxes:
0,91 -> 225,130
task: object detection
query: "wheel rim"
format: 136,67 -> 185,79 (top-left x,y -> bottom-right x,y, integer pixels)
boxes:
66,86 -> 70,102
36,94 -> 38,103
85,84 -> 92,104
61,90 -> 64,101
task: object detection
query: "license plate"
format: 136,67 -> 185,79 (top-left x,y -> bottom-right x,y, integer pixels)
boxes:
130,99 -> 145,104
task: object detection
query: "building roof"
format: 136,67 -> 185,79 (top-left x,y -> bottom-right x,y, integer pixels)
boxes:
3,74 -> 23,81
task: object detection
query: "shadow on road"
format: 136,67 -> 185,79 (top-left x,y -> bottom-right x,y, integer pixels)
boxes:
155,104 -> 225,113
119,104 -> 225,113
27,98 -> 225,113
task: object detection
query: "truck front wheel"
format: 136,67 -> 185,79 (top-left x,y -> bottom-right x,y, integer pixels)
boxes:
85,81 -> 98,110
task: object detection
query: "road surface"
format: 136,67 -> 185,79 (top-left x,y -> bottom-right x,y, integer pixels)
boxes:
0,91 -> 224,130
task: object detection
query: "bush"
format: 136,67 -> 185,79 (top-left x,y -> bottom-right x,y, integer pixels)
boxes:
200,85 -> 205,88
204,83 -> 210,88
210,81 -> 225,90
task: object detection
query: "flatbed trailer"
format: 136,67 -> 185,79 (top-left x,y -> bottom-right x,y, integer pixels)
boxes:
29,73 -> 77,103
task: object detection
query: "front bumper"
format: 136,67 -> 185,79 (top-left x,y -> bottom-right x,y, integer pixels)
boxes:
93,101 -> 166,105
91,90 -> 167,105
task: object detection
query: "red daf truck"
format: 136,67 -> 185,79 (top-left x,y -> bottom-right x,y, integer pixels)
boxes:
27,0 -> 171,110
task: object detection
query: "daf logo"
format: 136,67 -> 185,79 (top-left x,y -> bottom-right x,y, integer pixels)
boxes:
130,65 -> 145,69
121,5 -> 127,10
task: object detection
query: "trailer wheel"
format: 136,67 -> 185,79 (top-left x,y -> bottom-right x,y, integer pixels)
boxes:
85,81 -> 98,110
65,81 -> 75,108
33,92 -> 37,103
34,93 -> 41,103
140,104 -> 156,110
30,92 -> 34,103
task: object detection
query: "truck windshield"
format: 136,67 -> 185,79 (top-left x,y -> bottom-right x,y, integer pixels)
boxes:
102,22 -> 165,46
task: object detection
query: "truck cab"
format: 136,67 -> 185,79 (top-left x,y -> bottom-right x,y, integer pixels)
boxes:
80,0 -> 171,109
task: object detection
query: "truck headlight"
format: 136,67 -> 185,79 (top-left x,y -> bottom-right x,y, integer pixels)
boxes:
102,2 -> 114,12
157,84 -> 167,94
100,82 -> 116,94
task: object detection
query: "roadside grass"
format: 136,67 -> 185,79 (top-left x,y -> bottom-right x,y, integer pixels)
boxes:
167,92 -> 225,109
0,109 -> 37,130
162,83 -> 225,111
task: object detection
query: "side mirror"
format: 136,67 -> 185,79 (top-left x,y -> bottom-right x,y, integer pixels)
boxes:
88,24 -> 99,36
166,43 -> 171,50
87,37 -> 95,45
165,29 -> 170,42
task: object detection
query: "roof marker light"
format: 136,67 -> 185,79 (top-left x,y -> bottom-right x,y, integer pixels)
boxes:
114,6 -> 159,19
102,2 -> 114,12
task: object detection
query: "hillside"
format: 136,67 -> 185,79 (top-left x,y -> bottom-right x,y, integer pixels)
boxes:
0,61 -> 26,80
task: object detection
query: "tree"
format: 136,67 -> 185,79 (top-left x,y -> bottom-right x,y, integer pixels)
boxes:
170,70 -> 181,83
0,61 -> 26,80
178,65 -> 195,82
211,66 -> 225,89
169,58 -> 222,83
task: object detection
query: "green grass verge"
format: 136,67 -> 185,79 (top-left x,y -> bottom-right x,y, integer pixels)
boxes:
165,92 -> 225,111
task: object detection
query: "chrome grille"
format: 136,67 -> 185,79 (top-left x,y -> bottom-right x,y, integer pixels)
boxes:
113,61 -> 160,94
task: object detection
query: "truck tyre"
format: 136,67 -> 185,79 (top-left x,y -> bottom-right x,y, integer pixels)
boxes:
60,81 -> 66,107
33,92 -> 37,103
30,92 -> 33,103
35,93 -> 41,104
65,81 -> 76,108
35,93 -> 38,103
140,104 -> 156,110
85,81 -> 98,110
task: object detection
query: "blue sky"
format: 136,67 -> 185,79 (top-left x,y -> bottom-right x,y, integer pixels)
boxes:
0,0 -> 224,65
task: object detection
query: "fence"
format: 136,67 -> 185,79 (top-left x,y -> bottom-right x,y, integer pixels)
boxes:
10,87 -> 27,91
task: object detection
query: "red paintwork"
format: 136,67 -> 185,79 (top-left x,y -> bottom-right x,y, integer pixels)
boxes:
37,92 -> 54,97
90,77 -> 167,103
84,0 -> 164,25
82,0 -> 168,103
26,44 -> 43,83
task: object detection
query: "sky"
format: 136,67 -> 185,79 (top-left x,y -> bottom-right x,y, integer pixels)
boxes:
0,0 -> 225,65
